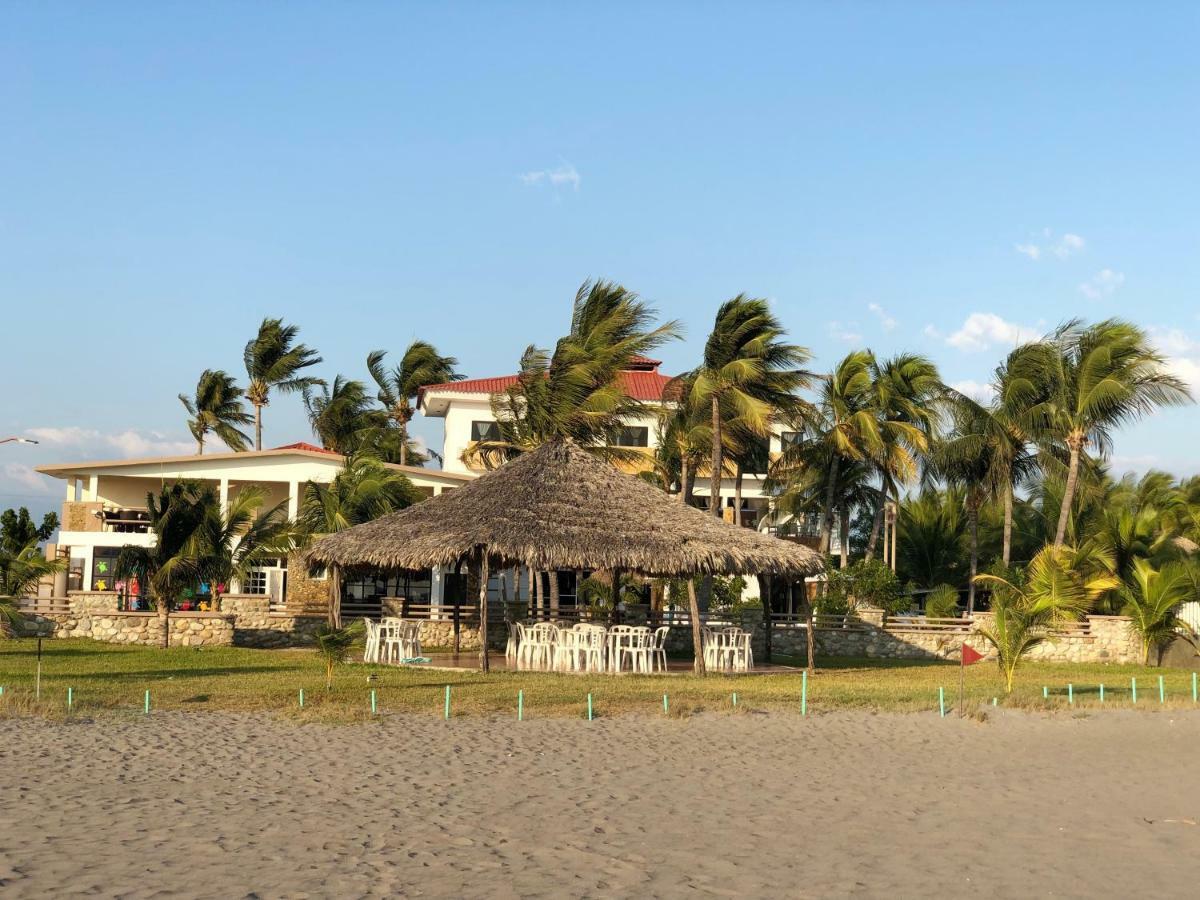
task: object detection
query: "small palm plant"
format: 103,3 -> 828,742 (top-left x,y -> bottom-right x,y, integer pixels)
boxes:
1120,559 -> 1196,665
313,620 -> 364,690
974,544 -> 1118,692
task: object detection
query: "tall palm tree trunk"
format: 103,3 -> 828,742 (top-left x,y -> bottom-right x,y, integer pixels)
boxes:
733,462 -> 743,526
1055,438 -> 1084,548
196,433 -> 205,456
328,565 -> 343,629
687,578 -> 706,675
533,568 -> 543,614
549,570 -> 560,617
758,575 -> 772,664
156,595 -> 170,648
1002,483 -> 1014,566
399,419 -> 409,466
710,395 -> 723,519
818,456 -> 841,555
678,456 -> 690,503
682,460 -> 697,506
865,498 -> 884,560
253,403 -> 263,452
477,551 -> 490,673
967,500 -> 979,615
839,508 -> 850,569
799,578 -> 815,674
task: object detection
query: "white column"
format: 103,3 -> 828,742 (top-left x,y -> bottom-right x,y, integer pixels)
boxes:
219,478 -> 230,515
287,481 -> 300,519
86,475 -> 99,501
65,478 -> 78,501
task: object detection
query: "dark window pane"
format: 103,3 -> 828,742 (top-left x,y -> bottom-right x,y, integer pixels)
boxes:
613,426 -> 648,447
471,420 -> 500,442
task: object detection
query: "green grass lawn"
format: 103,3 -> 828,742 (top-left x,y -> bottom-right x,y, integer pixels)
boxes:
1,638 -> 1197,721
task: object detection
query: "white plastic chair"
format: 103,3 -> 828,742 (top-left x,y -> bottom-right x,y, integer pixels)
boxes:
363,619 -> 381,664
520,622 -> 558,671
647,626 -> 670,673
380,618 -> 405,664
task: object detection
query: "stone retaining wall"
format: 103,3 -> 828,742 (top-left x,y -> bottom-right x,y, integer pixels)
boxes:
218,594 -> 325,648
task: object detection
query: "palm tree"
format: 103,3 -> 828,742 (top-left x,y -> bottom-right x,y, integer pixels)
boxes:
114,481 -> 213,648
1033,319 -> 1190,547
313,620 -> 364,690
865,354 -> 943,560
467,280 -> 679,466
198,485 -> 299,608
179,369 -> 254,454
974,544 -> 1119,691
367,342 -> 462,466
1120,559 -> 1196,665
303,376 -> 384,455
894,488 -> 967,589
690,296 -> 812,520
243,317 -> 324,450
301,455 -> 419,627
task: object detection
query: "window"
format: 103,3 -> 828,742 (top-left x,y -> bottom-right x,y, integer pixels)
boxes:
244,558 -> 283,595
471,420 -> 501,442
612,426 -> 649,447
91,547 -> 121,591
780,431 -> 802,448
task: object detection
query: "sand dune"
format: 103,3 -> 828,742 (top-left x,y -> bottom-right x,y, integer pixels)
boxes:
2,709 -> 1198,898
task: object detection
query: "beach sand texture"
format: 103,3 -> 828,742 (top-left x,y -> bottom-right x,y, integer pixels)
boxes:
2,709 -> 1198,898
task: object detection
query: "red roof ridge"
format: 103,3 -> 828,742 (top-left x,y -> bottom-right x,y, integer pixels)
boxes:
270,441 -> 341,455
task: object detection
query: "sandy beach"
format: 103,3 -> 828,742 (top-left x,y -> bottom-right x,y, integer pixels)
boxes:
2,709 -> 1199,898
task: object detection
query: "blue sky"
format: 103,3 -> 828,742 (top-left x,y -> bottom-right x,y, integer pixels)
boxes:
3,2 -> 1198,517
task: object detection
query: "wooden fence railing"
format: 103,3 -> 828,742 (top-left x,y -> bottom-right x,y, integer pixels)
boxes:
885,616 -> 973,633
17,597 -> 71,615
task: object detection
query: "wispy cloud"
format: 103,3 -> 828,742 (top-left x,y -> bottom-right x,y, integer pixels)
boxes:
949,379 -> 996,404
2,462 -> 50,493
828,321 -> 863,344
1149,326 -> 1200,391
25,427 -> 195,458
1078,268 -> 1125,300
944,313 -> 1042,352
518,162 -> 580,191
867,302 -> 897,332
1013,229 -> 1085,261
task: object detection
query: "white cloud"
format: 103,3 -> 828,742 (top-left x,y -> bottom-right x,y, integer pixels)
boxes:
518,162 -> 580,191
828,321 -> 863,344
2,463 -> 50,493
923,324 -> 943,340
1013,229 -> 1085,261
944,313 -> 1041,352
1078,268 -> 1125,300
867,302 -> 897,332
25,427 -> 194,458
1149,327 -> 1200,391
950,380 -> 997,404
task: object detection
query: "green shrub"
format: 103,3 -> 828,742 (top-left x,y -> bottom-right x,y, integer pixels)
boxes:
924,583 -> 961,619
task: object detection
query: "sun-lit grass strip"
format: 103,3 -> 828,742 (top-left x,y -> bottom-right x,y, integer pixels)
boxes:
3,638 -> 1200,722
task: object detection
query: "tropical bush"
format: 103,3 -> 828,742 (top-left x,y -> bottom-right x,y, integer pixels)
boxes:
923,584 -> 961,619
1120,559 -> 1197,665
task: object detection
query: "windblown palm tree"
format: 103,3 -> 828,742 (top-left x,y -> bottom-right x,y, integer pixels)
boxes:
198,484 -> 299,608
114,481 -> 213,648
1032,319 -> 1190,547
367,342 -> 462,466
304,376 -> 385,455
243,317 -> 324,450
467,280 -> 679,466
690,296 -> 812,519
179,369 -> 254,454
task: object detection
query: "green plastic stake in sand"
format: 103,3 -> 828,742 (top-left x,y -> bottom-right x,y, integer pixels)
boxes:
143,690 -> 150,715
299,689 -> 305,709
0,685 -> 5,697
1042,686 -> 1048,699
938,686 -> 946,718
587,693 -> 593,721
518,690 -> 524,721
444,685 -> 451,720
662,693 -> 669,715
732,692 -> 738,709
992,697 -> 997,707
1100,683 -> 1105,704
67,687 -> 73,710
1159,675 -> 1165,704
1131,677 -> 1137,704
1068,684 -> 1074,705
370,689 -> 377,716
801,670 -> 808,716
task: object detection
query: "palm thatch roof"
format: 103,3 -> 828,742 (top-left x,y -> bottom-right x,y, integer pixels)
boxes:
307,439 -> 823,578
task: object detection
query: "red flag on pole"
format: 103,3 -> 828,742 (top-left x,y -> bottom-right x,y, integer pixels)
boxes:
961,643 -> 984,666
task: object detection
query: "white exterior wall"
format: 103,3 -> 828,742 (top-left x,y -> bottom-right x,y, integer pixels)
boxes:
440,397 -> 496,474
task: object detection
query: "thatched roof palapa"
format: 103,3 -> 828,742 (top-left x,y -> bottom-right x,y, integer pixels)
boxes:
307,439 -> 823,579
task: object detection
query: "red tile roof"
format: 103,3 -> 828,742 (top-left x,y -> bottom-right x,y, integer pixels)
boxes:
271,441 -> 341,455
420,368 -> 676,403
